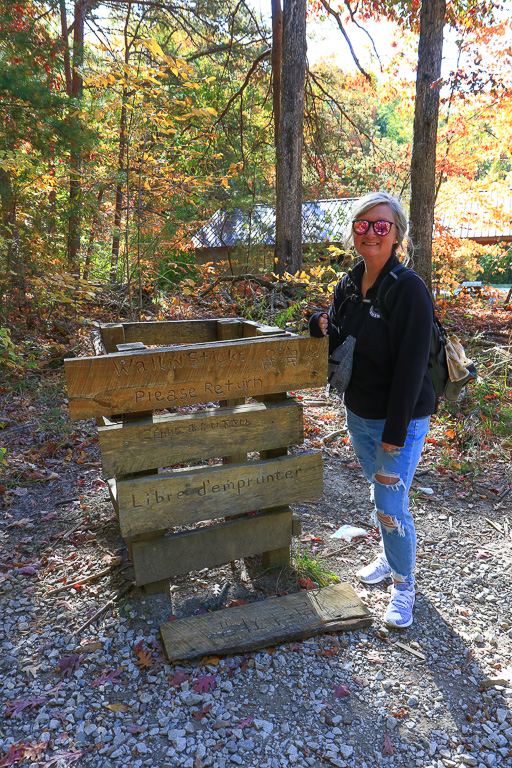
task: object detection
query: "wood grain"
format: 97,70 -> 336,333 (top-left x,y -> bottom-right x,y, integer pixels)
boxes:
131,508 -> 293,585
160,582 -> 372,661
117,450 -> 322,538
97,400 -> 304,477
65,335 -> 328,420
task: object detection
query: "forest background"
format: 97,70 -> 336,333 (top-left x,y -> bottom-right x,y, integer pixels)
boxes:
0,0 -> 512,362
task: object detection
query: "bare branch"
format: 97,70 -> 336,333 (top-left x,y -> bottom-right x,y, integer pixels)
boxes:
308,68 -> 384,155
318,0 -> 372,82
215,48 -> 271,124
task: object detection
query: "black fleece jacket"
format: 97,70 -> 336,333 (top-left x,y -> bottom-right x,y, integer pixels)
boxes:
309,255 -> 437,446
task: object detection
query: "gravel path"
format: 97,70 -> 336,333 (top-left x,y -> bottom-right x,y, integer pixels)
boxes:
1,391 -> 512,768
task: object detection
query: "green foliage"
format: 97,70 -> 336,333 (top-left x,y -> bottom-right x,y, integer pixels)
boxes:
291,544 -> 340,588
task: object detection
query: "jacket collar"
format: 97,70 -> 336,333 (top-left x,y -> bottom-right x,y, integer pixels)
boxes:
348,254 -> 401,297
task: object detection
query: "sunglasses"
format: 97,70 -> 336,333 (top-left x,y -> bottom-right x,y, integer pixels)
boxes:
352,219 -> 394,236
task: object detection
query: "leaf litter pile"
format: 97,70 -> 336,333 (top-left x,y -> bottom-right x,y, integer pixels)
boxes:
0,294 -> 512,767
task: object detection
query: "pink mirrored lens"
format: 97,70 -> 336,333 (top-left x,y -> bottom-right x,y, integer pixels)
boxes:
373,221 -> 392,235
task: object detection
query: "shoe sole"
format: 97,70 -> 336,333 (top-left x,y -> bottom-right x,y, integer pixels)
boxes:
384,616 -> 413,629
356,571 -> 392,585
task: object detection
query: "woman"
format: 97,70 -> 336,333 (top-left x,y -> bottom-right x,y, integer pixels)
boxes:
309,191 -> 436,629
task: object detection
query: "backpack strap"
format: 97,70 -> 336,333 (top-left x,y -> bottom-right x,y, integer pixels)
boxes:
375,263 -> 409,322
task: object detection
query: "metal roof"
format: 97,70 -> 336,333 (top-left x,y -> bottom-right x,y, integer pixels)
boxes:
192,198 -> 356,250
439,191 -> 512,241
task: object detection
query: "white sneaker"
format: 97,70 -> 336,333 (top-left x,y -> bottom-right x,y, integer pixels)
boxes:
356,552 -> 392,584
384,583 -> 415,628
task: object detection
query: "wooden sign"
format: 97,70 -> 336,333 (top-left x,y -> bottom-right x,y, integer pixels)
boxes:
131,507 -> 292,584
116,451 -> 322,539
64,335 -> 327,420
160,583 -> 372,662
98,400 -> 303,477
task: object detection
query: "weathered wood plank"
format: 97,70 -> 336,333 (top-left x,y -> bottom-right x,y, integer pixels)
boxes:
100,324 -> 125,354
97,400 -> 303,477
122,319 -> 219,346
117,451 -> 322,539
160,582 -> 372,661
65,335 -> 327,420
131,508 -> 293,585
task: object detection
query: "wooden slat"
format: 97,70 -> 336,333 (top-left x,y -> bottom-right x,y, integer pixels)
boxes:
131,507 -> 293,584
100,324 -> 125,354
242,320 -> 288,338
65,335 -> 328,420
117,451 -> 322,539
98,400 -> 304,477
160,582 -> 372,661
122,319 -> 219,346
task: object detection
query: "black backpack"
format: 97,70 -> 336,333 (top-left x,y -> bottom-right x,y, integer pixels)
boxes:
340,264 -> 449,398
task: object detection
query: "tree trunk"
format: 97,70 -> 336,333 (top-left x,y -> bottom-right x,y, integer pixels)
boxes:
274,0 -> 307,277
83,186 -> 105,280
0,167 -> 22,310
67,0 -> 84,274
407,0 -> 446,291
271,0 -> 282,149
110,4 -> 132,283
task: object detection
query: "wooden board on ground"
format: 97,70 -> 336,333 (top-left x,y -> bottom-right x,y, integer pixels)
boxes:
160,583 -> 372,662
116,451 -> 322,538
64,335 -> 328,420
131,507 -> 292,585
97,400 -> 303,477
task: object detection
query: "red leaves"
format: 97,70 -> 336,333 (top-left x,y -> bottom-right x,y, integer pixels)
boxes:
90,668 -> 124,688
237,717 -> 254,729
475,548 -> 490,559
169,669 -> 189,687
0,743 -> 29,767
193,703 -> 212,721
193,675 -> 216,693
5,696 -> 47,717
333,684 -> 350,698
41,747 -> 93,766
54,654 -> 85,678
133,640 -> 154,669
299,577 -> 317,590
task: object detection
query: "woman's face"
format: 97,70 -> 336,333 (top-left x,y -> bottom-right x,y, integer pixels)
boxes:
352,203 -> 398,270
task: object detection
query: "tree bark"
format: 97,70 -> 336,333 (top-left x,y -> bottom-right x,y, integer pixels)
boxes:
274,0 -> 307,277
271,0 -> 282,149
68,0 -> 84,274
110,3 -> 132,283
407,0 -> 446,291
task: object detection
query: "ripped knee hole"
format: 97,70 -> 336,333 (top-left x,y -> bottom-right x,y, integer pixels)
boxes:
375,473 -> 399,486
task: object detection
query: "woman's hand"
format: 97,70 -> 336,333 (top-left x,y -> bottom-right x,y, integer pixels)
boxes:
318,313 -> 328,335
382,442 -> 402,452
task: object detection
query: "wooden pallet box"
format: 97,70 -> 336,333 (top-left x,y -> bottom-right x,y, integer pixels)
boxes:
64,318 -> 327,588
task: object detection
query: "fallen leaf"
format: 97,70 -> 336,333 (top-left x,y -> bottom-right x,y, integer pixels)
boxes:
133,640 -> 153,669
193,703 -> 212,721
382,734 -> 394,756
333,684 -> 350,698
90,668 -> 123,687
5,696 -> 47,717
41,746 -> 93,766
55,654 -> 85,678
103,703 -> 130,713
237,717 -> 254,729
126,724 -> 147,734
300,533 -> 322,542
299,577 -> 317,590
193,675 -> 216,693
169,669 -> 189,687
475,549 -> 490,559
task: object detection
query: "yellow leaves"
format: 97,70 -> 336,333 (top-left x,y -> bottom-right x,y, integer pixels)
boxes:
220,177 -> 229,188
94,108 -> 104,122
104,703 -> 130,713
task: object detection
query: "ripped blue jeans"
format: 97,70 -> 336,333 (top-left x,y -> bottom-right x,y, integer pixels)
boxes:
346,409 -> 430,583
